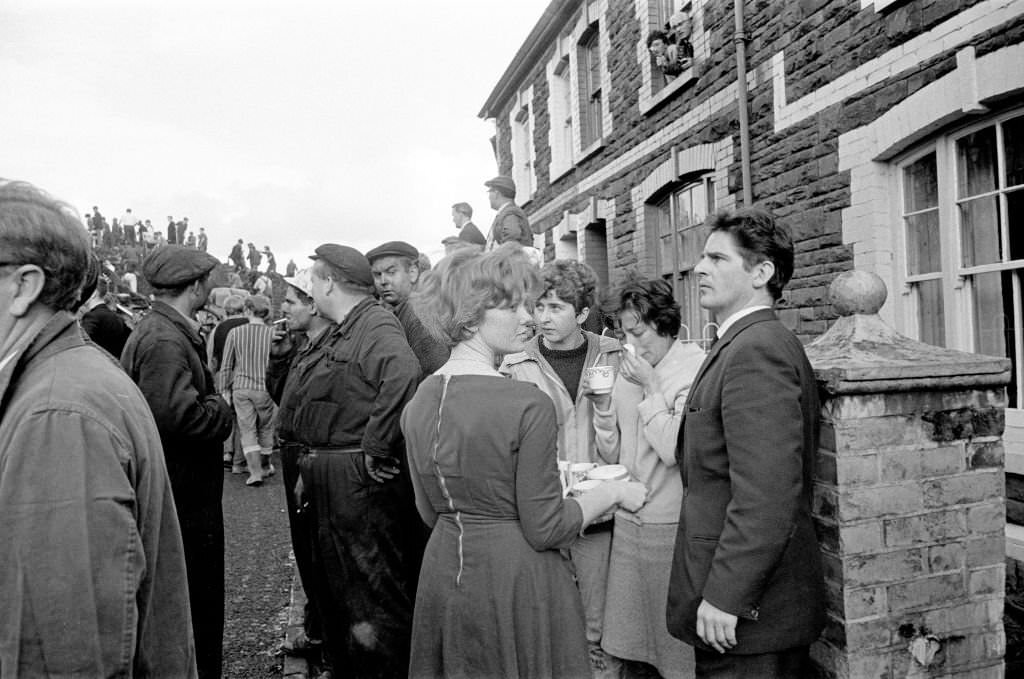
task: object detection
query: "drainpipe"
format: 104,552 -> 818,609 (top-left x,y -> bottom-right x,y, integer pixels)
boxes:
734,0 -> 753,206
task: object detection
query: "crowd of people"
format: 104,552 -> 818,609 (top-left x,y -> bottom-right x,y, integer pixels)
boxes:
0,173 -> 826,679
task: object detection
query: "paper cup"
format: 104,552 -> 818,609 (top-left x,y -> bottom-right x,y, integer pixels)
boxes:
584,365 -> 615,394
571,479 -> 603,495
587,464 -> 629,482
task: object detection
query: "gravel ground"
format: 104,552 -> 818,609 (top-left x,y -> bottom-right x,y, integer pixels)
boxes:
222,452 -> 294,679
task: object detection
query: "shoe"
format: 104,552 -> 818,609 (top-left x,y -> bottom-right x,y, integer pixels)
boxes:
245,474 -> 263,486
283,631 -> 322,656
231,465 -> 247,475
263,463 -> 276,477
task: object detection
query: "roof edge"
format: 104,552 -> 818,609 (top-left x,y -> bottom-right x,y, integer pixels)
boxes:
478,0 -> 578,120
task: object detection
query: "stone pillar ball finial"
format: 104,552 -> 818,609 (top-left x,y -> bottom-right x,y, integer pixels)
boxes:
829,270 -> 887,316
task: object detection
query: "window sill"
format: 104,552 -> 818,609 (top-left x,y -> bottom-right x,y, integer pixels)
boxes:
578,138 -> 605,163
550,163 -> 574,184
640,69 -> 697,116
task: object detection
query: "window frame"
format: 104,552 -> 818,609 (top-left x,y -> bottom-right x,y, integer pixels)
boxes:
650,173 -> 717,339
895,107 -> 1024,409
578,24 -> 603,150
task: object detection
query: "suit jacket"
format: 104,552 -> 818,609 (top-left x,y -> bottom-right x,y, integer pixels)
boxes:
666,309 -> 825,654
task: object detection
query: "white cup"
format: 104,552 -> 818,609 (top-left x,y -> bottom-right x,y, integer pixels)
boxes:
584,365 -> 616,394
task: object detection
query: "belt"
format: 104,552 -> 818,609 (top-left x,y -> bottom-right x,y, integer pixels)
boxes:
306,446 -> 362,455
279,442 -> 362,456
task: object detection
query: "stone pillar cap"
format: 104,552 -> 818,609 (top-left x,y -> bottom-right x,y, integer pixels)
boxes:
806,271 -> 1010,394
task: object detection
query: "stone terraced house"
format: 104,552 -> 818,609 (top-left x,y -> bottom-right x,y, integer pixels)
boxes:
483,0 -> 1024,569
480,0 -> 1024,601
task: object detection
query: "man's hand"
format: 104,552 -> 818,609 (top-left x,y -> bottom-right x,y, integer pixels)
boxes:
364,454 -> 401,483
696,599 -> 738,653
221,390 -> 232,407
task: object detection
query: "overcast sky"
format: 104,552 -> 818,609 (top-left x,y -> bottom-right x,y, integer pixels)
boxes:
2,0 -> 550,267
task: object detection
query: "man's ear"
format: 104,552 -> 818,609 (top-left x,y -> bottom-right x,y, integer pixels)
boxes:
751,260 -> 775,291
576,306 -> 591,327
408,263 -> 421,285
7,265 -> 46,317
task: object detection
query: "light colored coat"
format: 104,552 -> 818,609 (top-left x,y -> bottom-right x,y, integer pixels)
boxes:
501,331 -> 621,466
593,339 -> 705,524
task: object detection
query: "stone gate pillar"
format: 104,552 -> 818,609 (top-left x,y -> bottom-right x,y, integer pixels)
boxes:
804,271 -> 1011,678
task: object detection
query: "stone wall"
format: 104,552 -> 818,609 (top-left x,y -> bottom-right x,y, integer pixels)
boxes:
485,0 -> 1024,342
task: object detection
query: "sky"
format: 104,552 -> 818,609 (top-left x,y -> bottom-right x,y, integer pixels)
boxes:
1,0 -> 551,267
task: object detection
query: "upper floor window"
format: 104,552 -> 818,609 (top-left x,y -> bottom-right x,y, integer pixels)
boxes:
899,110 -> 1024,407
578,26 -> 603,149
652,174 -> 716,335
509,91 -> 535,204
548,57 -> 574,179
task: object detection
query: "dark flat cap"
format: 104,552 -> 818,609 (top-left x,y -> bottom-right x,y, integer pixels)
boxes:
144,245 -> 220,287
366,240 -> 419,263
484,175 -> 516,196
309,244 -> 373,287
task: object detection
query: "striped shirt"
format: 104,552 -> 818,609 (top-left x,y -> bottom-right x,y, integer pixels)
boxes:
221,321 -> 274,392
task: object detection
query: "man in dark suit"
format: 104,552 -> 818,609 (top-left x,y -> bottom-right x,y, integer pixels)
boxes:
451,201 -> 486,248
667,207 -> 825,678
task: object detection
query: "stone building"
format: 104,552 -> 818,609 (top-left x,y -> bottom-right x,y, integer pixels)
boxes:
481,0 -> 1024,673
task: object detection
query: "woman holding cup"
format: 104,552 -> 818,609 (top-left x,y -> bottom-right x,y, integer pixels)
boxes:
401,244 -> 648,678
585,277 -> 705,678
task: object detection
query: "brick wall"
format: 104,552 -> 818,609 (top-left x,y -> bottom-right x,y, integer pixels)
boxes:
484,0 -> 1024,343
812,387 -> 1007,677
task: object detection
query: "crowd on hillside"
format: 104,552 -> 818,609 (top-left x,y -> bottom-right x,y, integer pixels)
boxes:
1,174 -> 825,679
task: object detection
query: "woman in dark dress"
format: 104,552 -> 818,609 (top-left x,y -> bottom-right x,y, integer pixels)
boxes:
401,244 -> 647,678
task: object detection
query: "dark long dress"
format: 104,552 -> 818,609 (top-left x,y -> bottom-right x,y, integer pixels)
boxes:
400,374 -> 590,679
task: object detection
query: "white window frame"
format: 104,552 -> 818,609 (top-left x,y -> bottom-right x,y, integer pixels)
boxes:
895,106 -> 1024,411
547,43 -> 575,182
577,24 -> 604,152
508,86 -> 536,205
567,1 -> 612,161
634,0 -> 709,115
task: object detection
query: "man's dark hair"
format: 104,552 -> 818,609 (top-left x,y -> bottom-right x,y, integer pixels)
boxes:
537,259 -> 598,313
452,202 -> 473,219
0,180 -> 91,311
73,254 -> 102,312
706,207 -> 794,301
618,274 -> 681,338
647,29 -> 670,47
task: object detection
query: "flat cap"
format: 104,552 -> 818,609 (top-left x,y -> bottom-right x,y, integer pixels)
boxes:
484,175 -> 516,196
309,243 -> 373,287
365,240 -> 419,263
283,267 -> 314,297
144,245 -> 220,287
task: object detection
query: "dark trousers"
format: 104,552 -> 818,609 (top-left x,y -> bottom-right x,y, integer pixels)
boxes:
281,443 -> 321,639
694,646 -> 811,679
178,501 -> 225,679
300,449 -> 425,679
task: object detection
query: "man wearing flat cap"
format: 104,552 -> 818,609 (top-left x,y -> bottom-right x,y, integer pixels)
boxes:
122,244 -> 235,679
366,240 -> 450,376
485,175 -> 533,249
277,244 -> 425,678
